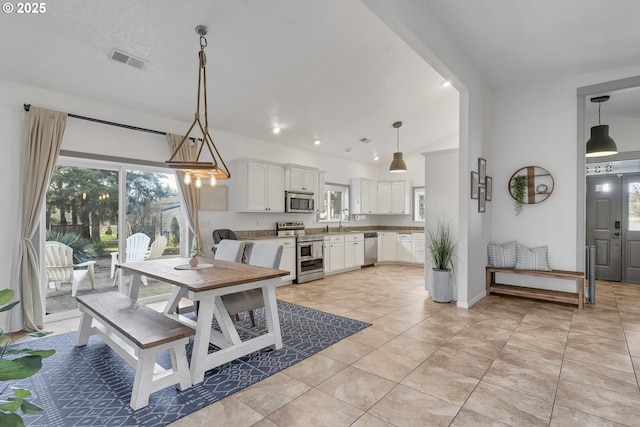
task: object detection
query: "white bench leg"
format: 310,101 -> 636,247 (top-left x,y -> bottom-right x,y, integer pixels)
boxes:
76,311 -> 94,346
130,351 -> 156,410
170,346 -> 192,391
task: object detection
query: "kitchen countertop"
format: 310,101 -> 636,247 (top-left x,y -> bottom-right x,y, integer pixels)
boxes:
238,228 -> 424,240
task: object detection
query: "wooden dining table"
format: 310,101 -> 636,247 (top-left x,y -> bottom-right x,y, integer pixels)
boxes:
117,257 -> 289,384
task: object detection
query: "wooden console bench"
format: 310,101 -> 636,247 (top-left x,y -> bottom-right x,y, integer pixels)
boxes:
486,267 -> 584,309
76,292 -> 195,410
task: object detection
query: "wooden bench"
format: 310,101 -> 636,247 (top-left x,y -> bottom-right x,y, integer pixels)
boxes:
486,267 -> 585,309
76,292 -> 195,410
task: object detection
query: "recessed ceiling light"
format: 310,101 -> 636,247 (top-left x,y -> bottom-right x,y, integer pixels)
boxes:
359,137 -> 370,143
373,155 -> 379,161
441,80 -> 451,87
314,139 -> 321,145
345,148 -> 352,153
273,126 -> 281,134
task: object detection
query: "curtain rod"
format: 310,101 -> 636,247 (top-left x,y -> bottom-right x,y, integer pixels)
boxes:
23,103 -> 167,136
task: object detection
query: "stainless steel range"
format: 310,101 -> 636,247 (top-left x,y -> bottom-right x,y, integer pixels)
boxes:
276,222 -> 324,284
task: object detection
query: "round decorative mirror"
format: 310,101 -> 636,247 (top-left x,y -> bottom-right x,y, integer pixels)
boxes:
508,166 -> 554,204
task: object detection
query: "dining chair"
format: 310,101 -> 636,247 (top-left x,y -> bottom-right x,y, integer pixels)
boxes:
45,241 -> 96,297
222,242 -> 283,327
213,239 -> 246,263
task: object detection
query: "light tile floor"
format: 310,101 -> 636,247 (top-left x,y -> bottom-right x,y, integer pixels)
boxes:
33,265 -> 640,426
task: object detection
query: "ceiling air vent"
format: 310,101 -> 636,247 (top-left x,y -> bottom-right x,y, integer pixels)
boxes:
109,48 -> 147,70
359,138 -> 371,143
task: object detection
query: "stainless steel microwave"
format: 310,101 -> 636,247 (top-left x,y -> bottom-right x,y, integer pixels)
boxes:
285,191 -> 314,213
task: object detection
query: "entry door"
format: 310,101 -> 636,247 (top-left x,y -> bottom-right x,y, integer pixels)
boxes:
623,174 -> 640,283
586,175 -> 622,281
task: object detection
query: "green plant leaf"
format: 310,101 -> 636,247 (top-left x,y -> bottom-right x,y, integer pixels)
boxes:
0,398 -> 22,412
0,412 -> 25,427
5,349 -> 55,359
0,356 -> 43,380
0,290 -> 15,307
20,400 -> 43,414
0,301 -> 19,313
27,332 -> 53,338
13,389 -> 31,399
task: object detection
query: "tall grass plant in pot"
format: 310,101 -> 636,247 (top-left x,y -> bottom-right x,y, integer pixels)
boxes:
427,221 -> 458,302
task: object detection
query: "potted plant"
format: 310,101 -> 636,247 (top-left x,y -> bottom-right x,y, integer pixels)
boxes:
512,175 -> 527,215
190,243 -> 202,267
0,289 -> 55,425
426,221 -> 458,303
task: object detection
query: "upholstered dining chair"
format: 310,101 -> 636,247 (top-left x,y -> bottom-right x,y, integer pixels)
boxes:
213,239 -> 246,263
45,241 -> 96,297
222,242 -> 283,327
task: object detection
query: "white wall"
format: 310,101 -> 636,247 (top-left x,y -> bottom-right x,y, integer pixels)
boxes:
491,66 -> 640,277
424,148 -> 459,298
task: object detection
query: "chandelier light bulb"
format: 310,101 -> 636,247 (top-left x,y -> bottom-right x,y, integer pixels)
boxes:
210,175 -> 217,187
184,173 -> 192,185
195,176 -> 202,188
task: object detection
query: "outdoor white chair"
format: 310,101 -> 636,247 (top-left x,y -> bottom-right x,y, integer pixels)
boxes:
111,233 -> 151,285
213,240 -> 246,263
147,236 -> 168,260
45,241 -> 96,297
222,242 -> 283,327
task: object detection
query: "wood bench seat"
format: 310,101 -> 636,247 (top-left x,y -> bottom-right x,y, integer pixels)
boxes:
76,292 -> 195,410
486,266 -> 584,309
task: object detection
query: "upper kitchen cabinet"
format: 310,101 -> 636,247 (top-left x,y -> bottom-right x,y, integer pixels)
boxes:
286,165 -> 318,192
352,178 -> 410,215
235,159 -> 285,212
391,181 -> 410,214
351,178 -> 378,214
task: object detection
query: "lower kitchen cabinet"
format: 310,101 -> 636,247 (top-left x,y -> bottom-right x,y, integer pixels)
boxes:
397,233 -> 413,263
378,232 -> 397,262
328,235 -> 345,273
344,233 -> 364,269
412,232 -> 425,264
324,233 -> 365,275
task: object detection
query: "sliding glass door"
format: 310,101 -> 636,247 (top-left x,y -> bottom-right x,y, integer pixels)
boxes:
44,158 -> 183,317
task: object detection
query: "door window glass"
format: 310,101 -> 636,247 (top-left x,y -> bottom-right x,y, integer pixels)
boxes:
629,182 -> 640,231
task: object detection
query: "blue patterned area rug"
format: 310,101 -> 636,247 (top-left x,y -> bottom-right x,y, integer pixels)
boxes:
12,301 -> 370,426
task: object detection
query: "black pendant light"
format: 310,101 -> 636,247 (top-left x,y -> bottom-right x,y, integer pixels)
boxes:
389,121 -> 407,173
586,95 -> 618,157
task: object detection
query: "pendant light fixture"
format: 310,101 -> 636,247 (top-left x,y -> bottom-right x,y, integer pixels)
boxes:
389,121 -> 407,173
166,25 -> 230,187
586,95 -> 618,158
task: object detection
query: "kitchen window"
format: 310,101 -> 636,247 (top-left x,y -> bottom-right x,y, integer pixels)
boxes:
318,183 -> 350,221
413,187 -> 425,221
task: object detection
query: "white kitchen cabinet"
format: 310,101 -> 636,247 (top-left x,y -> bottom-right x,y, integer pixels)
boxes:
328,235 -> 345,272
236,160 -> 285,212
378,232 -> 397,262
397,233 -> 413,263
287,165 -> 318,192
391,181 -> 410,214
323,236 -> 330,273
316,172 -> 325,214
412,232 -> 426,264
377,182 -> 392,214
351,178 -> 378,214
344,233 -> 364,269
246,238 -> 296,284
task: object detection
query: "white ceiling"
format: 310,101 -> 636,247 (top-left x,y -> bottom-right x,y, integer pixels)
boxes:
1,1 -> 639,164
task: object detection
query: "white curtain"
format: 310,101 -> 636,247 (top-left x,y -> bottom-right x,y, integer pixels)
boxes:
166,134 -> 202,253
18,106 -> 67,331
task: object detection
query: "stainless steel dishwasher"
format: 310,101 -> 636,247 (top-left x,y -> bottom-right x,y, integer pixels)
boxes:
364,232 -> 378,266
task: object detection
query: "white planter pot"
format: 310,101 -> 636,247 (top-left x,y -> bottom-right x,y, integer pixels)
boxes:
432,269 -> 452,303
